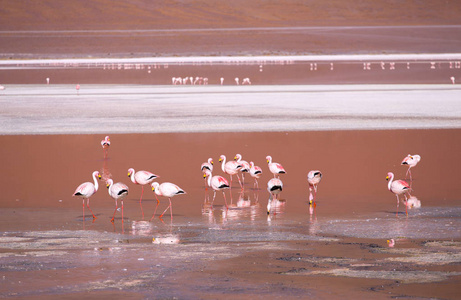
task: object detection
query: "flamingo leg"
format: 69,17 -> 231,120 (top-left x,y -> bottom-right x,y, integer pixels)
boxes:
111,200 -> 118,223
212,190 -> 217,205
159,199 -> 172,220
236,174 -> 243,189
223,191 -> 228,210
150,201 -> 160,221
87,198 -> 96,219
121,200 -> 124,234
140,186 -> 145,219
404,194 -> 408,216
395,194 -> 400,216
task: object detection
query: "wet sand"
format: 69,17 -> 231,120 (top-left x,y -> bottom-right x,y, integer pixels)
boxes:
1,129 -> 461,299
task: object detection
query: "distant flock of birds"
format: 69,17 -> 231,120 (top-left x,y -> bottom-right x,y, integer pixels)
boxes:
72,136 -> 421,223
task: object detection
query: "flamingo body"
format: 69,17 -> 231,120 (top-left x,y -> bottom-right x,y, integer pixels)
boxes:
106,179 -> 129,222
386,172 -> 411,216
101,136 -> 110,149
307,170 -> 322,204
204,170 -> 230,208
219,155 -> 243,188
249,161 -> 263,188
267,177 -> 283,214
73,171 -> 101,219
266,155 -> 286,177
151,182 -> 186,220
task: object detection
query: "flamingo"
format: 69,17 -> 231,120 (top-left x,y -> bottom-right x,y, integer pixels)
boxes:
73,171 -> 101,219
128,168 -> 159,217
151,182 -> 186,221
203,169 -> 230,209
201,158 -> 214,188
266,155 -> 286,178
307,170 -> 322,204
106,179 -> 129,223
267,177 -> 283,215
234,154 -> 250,186
386,172 -> 412,216
76,84 -> 80,95
249,161 -> 263,189
401,154 -> 421,185
219,155 -> 243,188
101,136 -> 110,159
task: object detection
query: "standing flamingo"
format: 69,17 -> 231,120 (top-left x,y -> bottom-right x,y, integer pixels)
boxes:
128,168 -> 159,217
201,158 -> 214,188
203,169 -> 230,209
234,154 -> 250,186
401,154 -> 421,186
219,155 -> 243,188
106,179 -> 129,223
151,182 -> 186,221
76,84 -> 80,95
249,161 -> 263,189
266,155 -> 286,178
307,170 -> 322,204
101,136 -> 110,159
386,172 -> 412,216
73,171 -> 101,220
267,177 -> 283,215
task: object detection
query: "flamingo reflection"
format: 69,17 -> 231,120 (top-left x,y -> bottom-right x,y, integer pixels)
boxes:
267,178 -> 284,215
131,220 -> 155,236
404,195 -> 421,209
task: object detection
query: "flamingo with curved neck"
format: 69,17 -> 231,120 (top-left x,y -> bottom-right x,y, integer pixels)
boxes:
219,155 -> 243,189
386,172 -> 411,216
73,171 -> 101,220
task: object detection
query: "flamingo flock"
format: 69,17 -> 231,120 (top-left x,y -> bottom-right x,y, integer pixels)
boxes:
73,136 -> 423,227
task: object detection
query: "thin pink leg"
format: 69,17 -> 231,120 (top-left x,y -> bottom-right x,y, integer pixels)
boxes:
140,186 -> 145,219
111,200 -> 118,223
121,200 -> 124,233
396,194 -> 400,216
159,200 -> 171,219
87,198 -> 96,219
223,191 -> 228,210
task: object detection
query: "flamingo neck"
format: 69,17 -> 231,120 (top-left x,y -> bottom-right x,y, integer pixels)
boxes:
107,180 -> 113,195
221,157 -> 226,172
129,170 -> 137,184
93,173 -> 99,191
387,174 -> 394,191
207,173 -> 212,187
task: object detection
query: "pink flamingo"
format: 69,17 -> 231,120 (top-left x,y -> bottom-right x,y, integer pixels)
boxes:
76,84 -> 80,95
106,179 -> 129,223
386,172 -> 412,216
267,177 -> 283,215
266,155 -> 286,178
307,170 -> 322,204
101,136 -> 110,159
128,168 -> 159,217
234,154 -> 250,187
249,161 -> 263,189
73,171 -> 101,220
201,158 -> 214,188
219,155 -> 243,188
151,182 -> 186,221
203,169 -> 230,209
401,154 -> 421,185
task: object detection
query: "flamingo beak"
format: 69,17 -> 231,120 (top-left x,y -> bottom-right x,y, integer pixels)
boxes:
219,158 -> 223,162
234,156 -> 238,160
203,174 -> 207,178
98,174 -> 102,179
106,183 -> 110,188
386,176 -> 390,181
211,161 -> 214,165
127,172 -> 131,177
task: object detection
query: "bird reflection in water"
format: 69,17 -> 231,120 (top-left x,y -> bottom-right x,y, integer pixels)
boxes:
131,220 -> 155,236
152,234 -> 180,245
404,195 -> 421,210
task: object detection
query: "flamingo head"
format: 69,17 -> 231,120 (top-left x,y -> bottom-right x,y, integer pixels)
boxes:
386,172 -> 393,181
219,155 -> 225,163
127,168 -> 134,177
151,182 -> 159,192
234,154 -> 242,161
203,170 -> 211,178
209,158 -> 214,165
106,179 -> 113,188
266,155 -> 271,164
